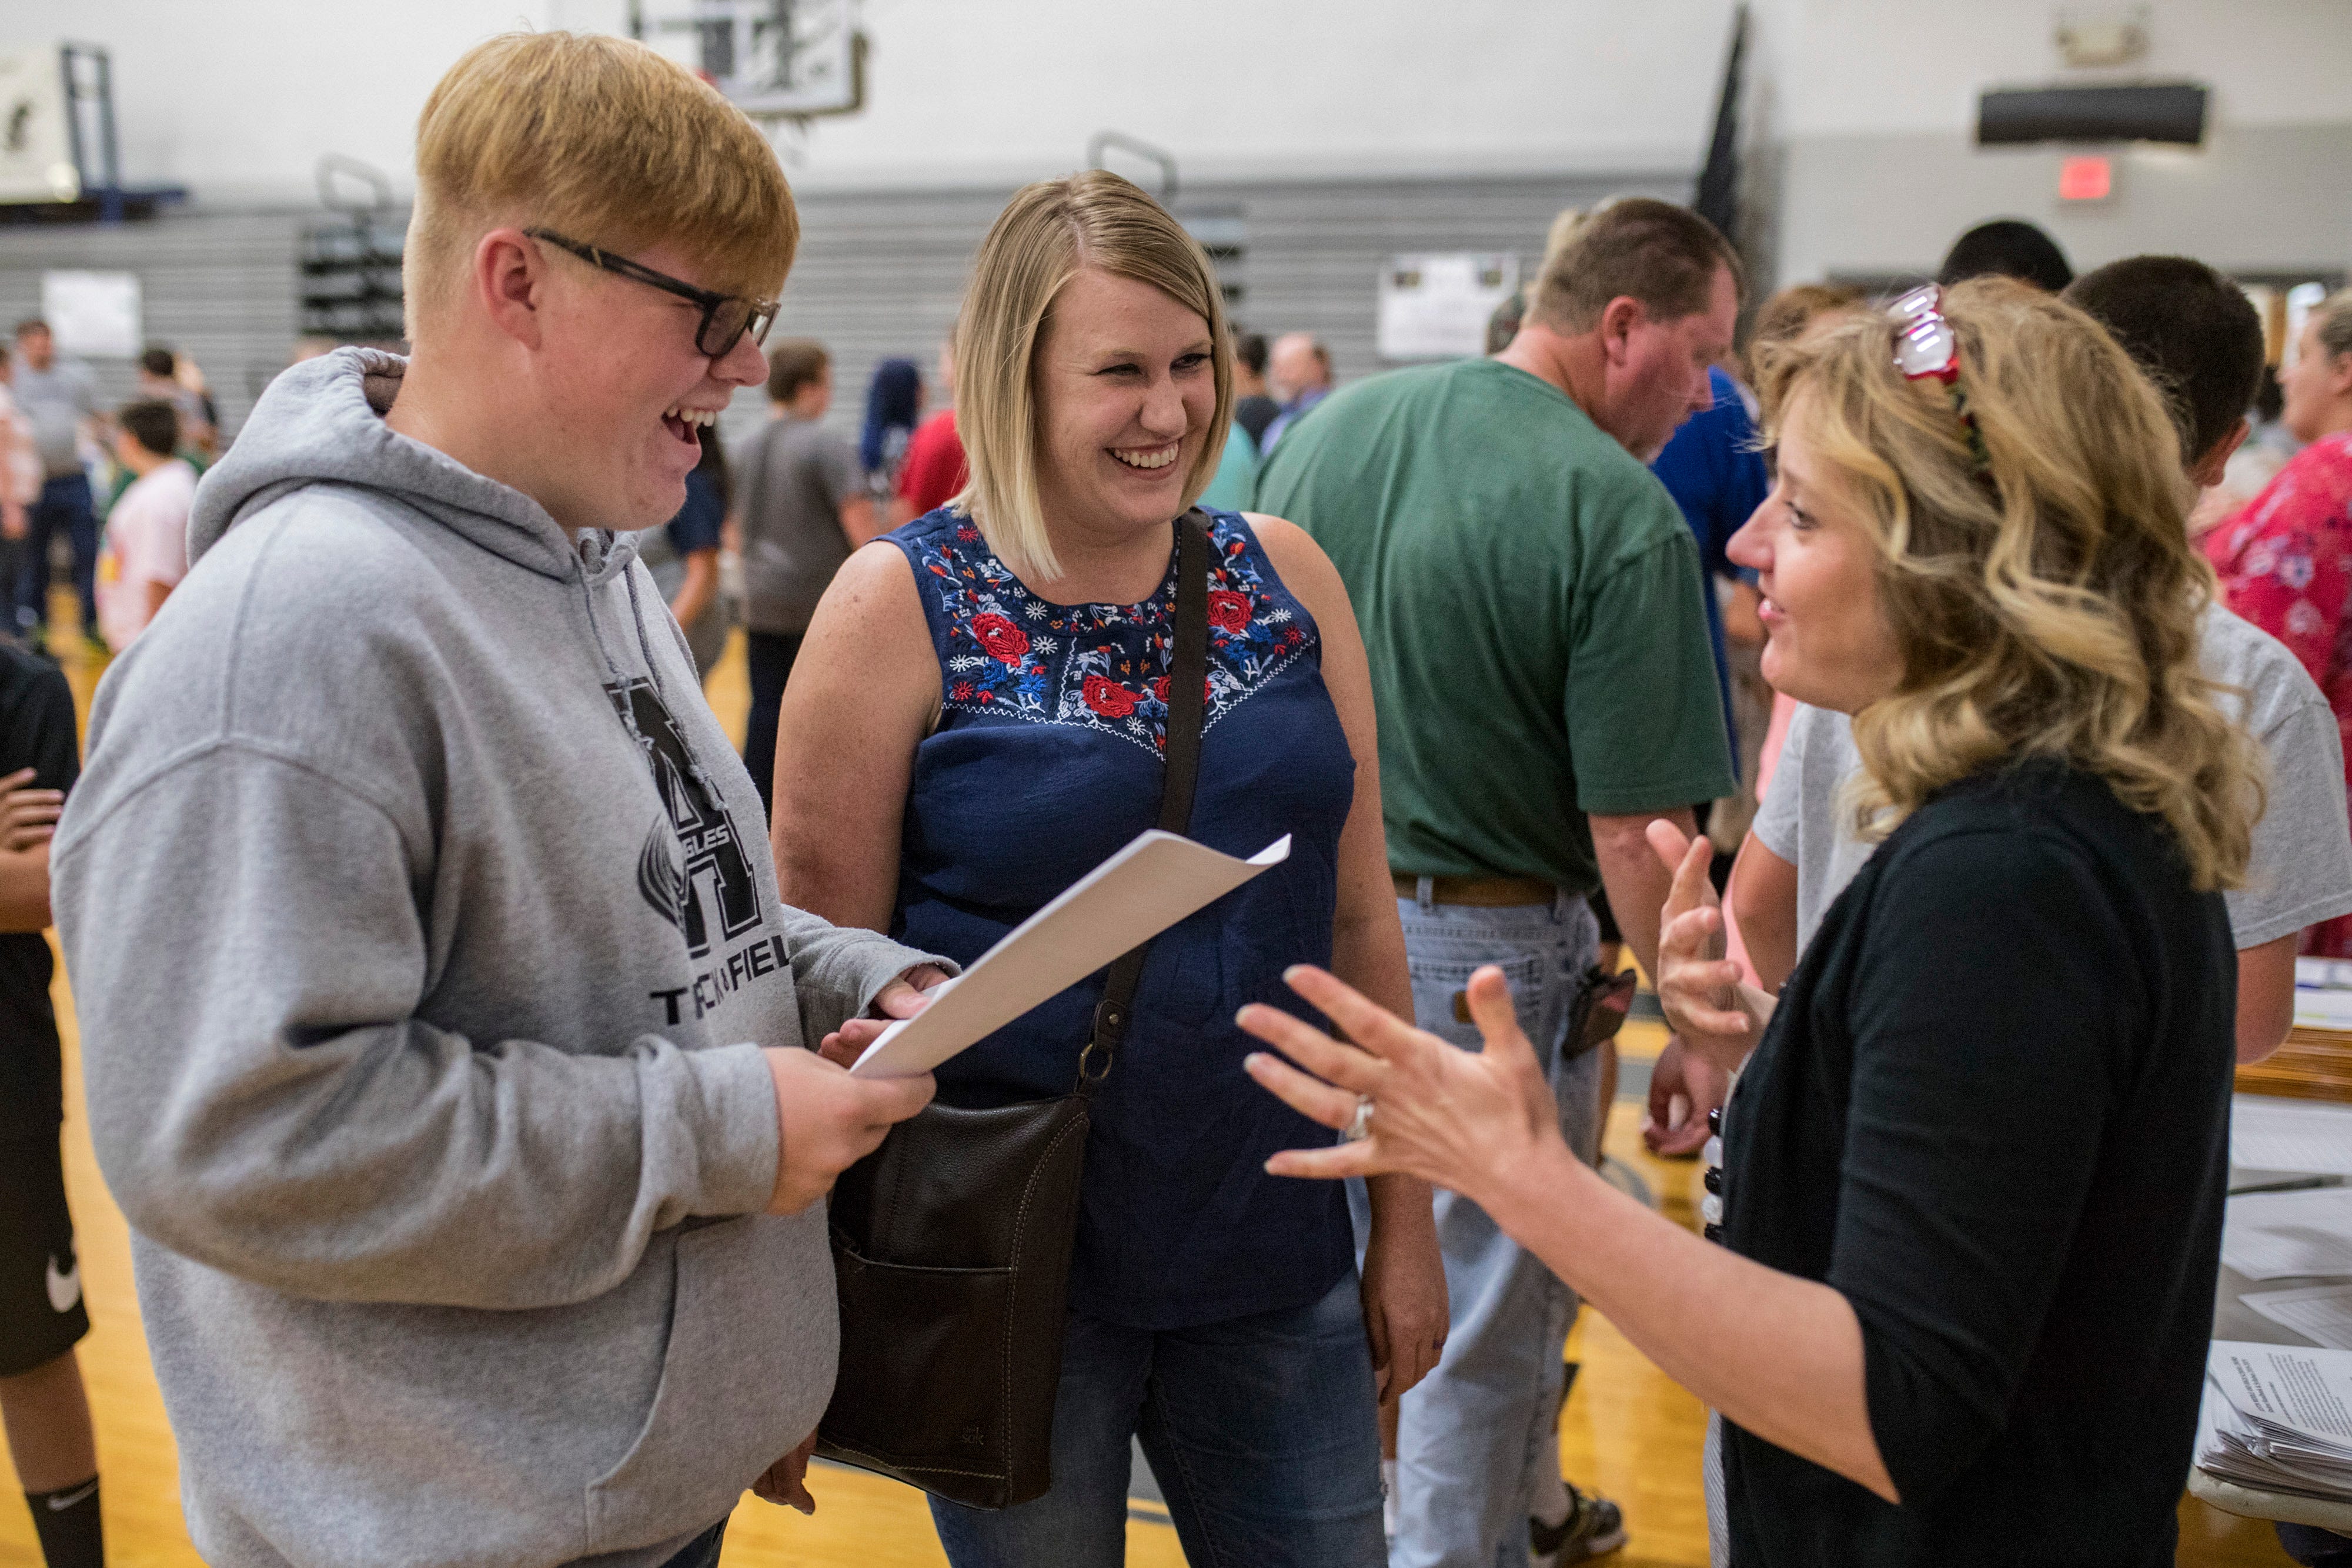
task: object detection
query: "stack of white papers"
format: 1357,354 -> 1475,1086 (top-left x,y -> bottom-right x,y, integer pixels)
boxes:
2221,1188 -> 2352,1280
2199,1342 -> 2352,1500
2233,1096 -> 2352,1176
2293,957 -> 2352,1031
2246,1284 -> 2352,1350
2296,989 -> 2352,1032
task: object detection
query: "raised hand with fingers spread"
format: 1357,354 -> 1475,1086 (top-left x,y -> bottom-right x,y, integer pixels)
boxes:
1241,964 -> 1558,1205
1643,817 -> 1773,1077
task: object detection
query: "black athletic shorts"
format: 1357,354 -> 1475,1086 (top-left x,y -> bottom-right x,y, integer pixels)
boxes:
0,1133 -> 89,1376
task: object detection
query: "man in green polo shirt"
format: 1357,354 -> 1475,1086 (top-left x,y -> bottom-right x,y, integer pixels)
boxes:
1254,196 -> 1738,1568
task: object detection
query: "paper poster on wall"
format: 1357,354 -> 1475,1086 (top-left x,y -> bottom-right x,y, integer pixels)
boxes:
0,48 -> 79,203
42,272 -> 143,360
1377,253 -> 1519,362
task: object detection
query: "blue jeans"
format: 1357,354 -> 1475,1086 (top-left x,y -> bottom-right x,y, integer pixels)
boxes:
654,1521 -> 725,1568
17,473 -> 98,636
929,1271 -> 1385,1567
1356,887 -> 1602,1568
557,1518 -> 723,1568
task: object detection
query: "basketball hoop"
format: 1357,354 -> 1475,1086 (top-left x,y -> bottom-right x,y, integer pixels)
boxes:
629,0 -> 867,123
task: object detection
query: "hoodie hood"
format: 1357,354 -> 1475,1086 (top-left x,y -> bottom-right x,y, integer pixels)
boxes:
192,347 -> 638,586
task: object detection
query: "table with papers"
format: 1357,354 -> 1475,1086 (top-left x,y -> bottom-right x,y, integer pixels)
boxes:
2193,1092 -> 2352,1531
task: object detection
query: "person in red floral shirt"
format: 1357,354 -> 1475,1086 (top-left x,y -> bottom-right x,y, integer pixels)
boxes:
2208,288 -> 2352,954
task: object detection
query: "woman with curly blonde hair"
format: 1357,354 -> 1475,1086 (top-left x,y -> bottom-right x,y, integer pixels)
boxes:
1238,278 -> 2261,1564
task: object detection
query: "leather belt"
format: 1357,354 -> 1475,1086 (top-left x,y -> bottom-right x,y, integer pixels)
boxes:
1392,871 -> 1559,908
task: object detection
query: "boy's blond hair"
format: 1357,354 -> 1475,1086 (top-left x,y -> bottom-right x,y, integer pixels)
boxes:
406,32 -> 797,342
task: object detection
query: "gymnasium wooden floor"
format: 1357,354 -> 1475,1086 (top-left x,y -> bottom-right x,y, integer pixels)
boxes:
1,618 -> 2298,1566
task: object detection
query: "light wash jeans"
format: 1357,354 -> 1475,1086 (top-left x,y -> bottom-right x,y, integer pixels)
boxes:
1351,887 -> 1603,1568
928,1271 -> 1385,1567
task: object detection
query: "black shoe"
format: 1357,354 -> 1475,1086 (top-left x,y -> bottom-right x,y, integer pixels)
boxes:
1529,1483 -> 1626,1564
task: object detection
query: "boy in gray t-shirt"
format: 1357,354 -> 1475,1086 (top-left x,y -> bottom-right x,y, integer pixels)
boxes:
1745,602 -> 2352,1058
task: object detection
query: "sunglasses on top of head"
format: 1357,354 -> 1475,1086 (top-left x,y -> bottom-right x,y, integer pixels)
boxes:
524,228 -> 779,360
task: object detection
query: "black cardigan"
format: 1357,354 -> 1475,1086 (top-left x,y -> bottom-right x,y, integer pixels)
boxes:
1721,758 -> 2235,1567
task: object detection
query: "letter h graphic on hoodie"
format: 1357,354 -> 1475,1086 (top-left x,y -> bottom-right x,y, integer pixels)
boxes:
51,349 -> 950,1568
612,673 -> 759,962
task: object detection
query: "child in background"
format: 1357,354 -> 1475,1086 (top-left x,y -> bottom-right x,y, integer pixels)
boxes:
94,400 -> 193,651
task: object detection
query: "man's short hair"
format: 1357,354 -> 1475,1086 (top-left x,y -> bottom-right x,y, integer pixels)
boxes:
1236,332 -> 1267,377
406,32 -> 797,343
14,320 -> 47,340
1939,219 -> 2073,293
1527,197 -> 1742,336
766,339 -> 829,404
2065,257 -> 2263,468
118,399 -> 180,459
140,346 -> 178,379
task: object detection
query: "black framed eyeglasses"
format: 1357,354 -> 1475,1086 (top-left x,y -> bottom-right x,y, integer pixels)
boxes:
525,228 -> 779,359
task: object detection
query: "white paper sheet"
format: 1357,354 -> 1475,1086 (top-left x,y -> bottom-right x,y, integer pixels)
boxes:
2233,1095 -> 2352,1176
2199,1343 -> 2352,1499
2246,1284 -> 2352,1350
850,831 -> 1291,1078
2223,1188 -> 2352,1281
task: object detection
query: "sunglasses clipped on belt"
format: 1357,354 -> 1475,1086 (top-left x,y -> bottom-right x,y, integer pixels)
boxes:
1451,965 -> 1638,1063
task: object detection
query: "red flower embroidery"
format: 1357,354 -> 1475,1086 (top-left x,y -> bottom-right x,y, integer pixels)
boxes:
1207,590 -> 1250,634
1282,627 -> 1304,646
951,680 -> 975,700
957,526 -> 980,541
1150,676 -> 1168,703
978,690 -> 994,703
971,613 -> 1030,663
1082,674 -> 1138,718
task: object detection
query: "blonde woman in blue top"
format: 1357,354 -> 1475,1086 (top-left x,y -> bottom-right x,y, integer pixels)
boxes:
771,170 -> 1446,1565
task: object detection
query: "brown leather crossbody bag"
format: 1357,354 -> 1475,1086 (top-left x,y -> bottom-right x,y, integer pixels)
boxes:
813,511 -> 1212,1510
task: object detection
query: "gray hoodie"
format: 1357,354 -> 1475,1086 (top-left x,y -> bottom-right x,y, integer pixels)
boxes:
52,349 -> 940,1568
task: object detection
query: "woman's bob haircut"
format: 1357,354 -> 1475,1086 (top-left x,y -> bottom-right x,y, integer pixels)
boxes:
951,170 -> 1235,583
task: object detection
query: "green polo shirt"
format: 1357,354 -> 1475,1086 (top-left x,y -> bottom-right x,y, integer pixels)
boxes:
1253,357 -> 1733,894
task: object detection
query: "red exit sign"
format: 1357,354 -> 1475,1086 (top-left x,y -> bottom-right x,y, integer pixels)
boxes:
2060,155 -> 2114,202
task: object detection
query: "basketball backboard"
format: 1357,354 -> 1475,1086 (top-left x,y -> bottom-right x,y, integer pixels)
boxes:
633,0 -> 866,121
0,48 -> 79,203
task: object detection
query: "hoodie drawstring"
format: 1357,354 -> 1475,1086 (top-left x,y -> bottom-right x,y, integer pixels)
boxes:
577,570 -> 631,689
621,567 -> 671,710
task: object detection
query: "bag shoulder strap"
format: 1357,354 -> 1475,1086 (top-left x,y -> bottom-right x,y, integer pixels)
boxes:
1077,510 -> 1211,1090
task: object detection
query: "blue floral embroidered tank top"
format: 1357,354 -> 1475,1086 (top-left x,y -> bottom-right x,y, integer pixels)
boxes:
887,507 -> 1357,1329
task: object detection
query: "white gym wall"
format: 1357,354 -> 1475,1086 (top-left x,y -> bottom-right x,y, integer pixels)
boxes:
2,0 -> 2347,438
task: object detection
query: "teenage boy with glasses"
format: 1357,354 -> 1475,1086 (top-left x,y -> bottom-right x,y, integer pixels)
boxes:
53,33 -> 947,1568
